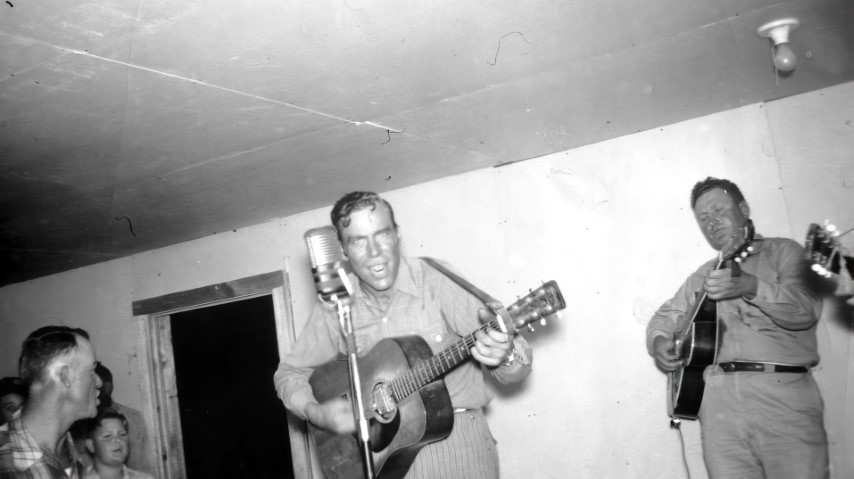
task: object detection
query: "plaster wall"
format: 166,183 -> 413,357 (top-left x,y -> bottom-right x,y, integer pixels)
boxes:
1,81 -> 851,478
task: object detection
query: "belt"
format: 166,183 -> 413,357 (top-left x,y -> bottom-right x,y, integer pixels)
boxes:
717,361 -> 808,373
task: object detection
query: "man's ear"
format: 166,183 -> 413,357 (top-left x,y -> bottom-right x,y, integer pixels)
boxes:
85,438 -> 95,454
738,201 -> 750,219
58,364 -> 73,389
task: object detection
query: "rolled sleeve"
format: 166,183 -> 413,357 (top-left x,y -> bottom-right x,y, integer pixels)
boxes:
646,264 -> 709,355
491,335 -> 533,384
273,303 -> 341,419
744,239 -> 822,330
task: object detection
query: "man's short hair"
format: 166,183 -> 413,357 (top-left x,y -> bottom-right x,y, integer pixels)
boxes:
18,326 -> 90,388
330,191 -> 398,240
86,407 -> 129,438
95,362 -> 113,385
690,177 -> 746,209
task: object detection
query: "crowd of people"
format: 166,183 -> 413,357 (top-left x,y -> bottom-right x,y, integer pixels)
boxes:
0,327 -> 154,479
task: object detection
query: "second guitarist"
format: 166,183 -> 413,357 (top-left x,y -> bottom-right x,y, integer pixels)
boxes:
274,191 -> 532,479
646,177 -> 828,479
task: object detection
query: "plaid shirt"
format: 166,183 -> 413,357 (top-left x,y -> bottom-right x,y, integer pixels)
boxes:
0,412 -> 85,479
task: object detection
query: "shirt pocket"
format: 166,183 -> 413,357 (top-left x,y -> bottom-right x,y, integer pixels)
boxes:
417,322 -> 454,354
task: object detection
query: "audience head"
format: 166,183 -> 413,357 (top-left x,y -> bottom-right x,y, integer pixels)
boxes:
85,408 -> 130,468
18,325 -> 101,421
95,362 -> 114,409
0,377 -> 26,425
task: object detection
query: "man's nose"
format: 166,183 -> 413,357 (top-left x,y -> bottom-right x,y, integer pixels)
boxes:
366,238 -> 380,257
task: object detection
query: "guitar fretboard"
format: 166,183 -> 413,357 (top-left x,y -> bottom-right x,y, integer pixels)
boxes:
386,318 -> 503,402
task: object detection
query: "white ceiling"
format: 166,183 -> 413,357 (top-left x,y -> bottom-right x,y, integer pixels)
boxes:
1,0 -> 852,286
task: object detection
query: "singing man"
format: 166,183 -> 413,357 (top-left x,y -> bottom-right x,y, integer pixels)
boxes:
274,191 -> 532,478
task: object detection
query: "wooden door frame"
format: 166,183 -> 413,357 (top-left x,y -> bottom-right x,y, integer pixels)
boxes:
131,271 -> 314,479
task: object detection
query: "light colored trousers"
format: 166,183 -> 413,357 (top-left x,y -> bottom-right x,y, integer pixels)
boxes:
405,408 -> 499,479
699,371 -> 828,479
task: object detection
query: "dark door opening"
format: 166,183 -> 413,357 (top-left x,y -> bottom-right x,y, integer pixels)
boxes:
171,295 -> 294,478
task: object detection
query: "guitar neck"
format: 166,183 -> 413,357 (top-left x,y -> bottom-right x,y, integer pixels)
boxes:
386,318 -> 502,403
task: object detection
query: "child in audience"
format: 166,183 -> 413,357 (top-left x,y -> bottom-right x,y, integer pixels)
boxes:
83,408 -> 154,479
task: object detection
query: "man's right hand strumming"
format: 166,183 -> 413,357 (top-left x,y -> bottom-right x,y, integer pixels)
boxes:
306,398 -> 356,435
652,335 -> 682,372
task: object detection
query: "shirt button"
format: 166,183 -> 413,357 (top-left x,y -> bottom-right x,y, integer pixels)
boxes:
435,334 -> 442,342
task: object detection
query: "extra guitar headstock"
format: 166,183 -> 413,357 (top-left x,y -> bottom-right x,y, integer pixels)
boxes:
805,222 -> 841,278
722,220 -> 756,263
505,281 -> 566,333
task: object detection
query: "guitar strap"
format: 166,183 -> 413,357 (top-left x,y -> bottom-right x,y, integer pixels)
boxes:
419,257 -> 514,334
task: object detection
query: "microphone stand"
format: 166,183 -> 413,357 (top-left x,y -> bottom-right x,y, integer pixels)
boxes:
334,271 -> 375,479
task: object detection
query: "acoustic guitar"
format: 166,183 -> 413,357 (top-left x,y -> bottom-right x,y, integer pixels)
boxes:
308,281 -> 565,479
805,222 -> 854,279
668,222 -> 755,420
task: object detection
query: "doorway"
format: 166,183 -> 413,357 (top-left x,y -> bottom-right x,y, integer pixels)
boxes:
133,271 -> 314,479
171,295 -> 292,478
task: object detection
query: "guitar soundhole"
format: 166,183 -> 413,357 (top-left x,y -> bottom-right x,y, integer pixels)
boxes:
371,381 -> 397,424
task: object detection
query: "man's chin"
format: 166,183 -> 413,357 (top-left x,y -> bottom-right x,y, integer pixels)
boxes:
363,279 -> 393,295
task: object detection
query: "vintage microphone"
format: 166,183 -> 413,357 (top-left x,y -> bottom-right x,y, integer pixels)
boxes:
304,226 -> 376,479
304,226 -> 352,305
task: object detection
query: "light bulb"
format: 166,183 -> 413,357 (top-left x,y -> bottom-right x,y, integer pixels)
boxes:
773,43 -> 797,72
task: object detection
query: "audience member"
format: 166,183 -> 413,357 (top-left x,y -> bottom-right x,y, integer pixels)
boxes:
0,326 -> 101,478
82,408 -> 153,479
0,378 -> 26,426
93,364 -> 153,476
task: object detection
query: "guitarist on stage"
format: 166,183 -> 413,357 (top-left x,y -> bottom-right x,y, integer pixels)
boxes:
645,177 -> 828,479
274,191 -> 532,478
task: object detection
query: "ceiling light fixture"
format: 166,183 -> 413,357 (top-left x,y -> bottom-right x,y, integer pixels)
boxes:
757,18 -> 799,73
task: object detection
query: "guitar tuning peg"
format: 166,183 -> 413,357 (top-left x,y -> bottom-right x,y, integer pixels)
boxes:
527,324 -> 536,332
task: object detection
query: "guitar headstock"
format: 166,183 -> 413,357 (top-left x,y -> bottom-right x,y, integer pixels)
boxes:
805,222 -> 841,278
504,281 -> 566,333
721,220 -> 756,263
